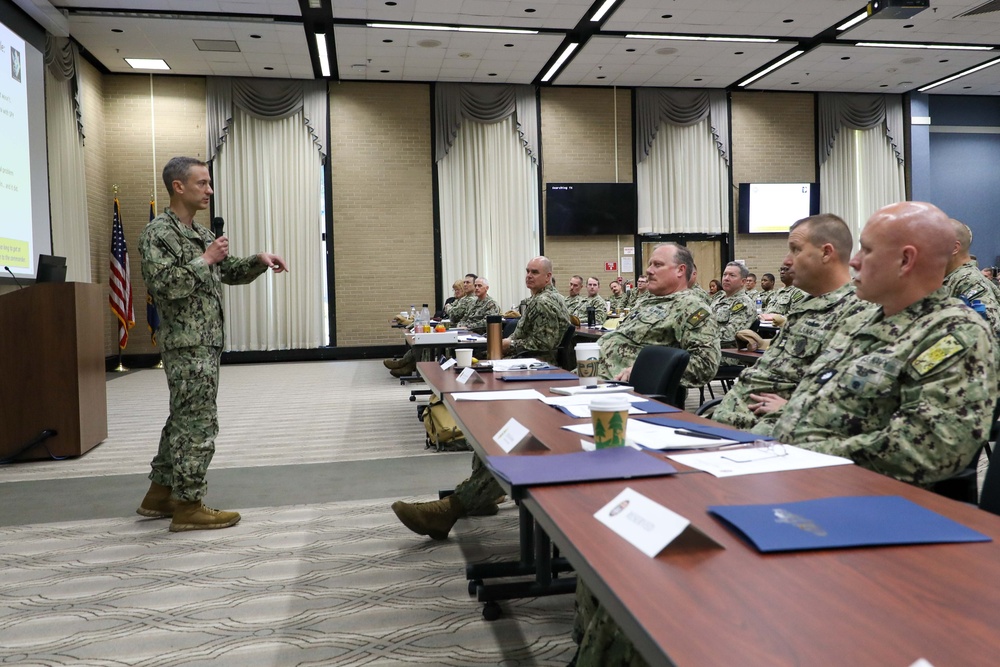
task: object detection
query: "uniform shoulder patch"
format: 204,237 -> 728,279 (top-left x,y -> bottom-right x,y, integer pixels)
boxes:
791,291 -> 806,302
911,334 -> 966,376
963,285 -> 986,300
687,308 -> 710,326
731,302 -> 746,313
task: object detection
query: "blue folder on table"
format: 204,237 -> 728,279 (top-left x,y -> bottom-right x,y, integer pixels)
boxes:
636,416 -> 770,443
498,372 -> 579,382
708,495 -> 991,553
486,447 -> 676,487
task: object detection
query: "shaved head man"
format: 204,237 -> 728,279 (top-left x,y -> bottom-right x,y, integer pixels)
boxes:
943,218 -> 1000,337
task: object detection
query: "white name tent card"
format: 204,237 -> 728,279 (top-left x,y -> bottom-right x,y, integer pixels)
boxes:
456,367 -> 485,385
492,418 -> 547,453
594,487 -> 721,557
452,389 -> 546,401
439,357 -> 457,370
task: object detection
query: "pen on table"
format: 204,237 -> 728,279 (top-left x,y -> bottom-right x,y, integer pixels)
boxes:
674,429 -> 726,440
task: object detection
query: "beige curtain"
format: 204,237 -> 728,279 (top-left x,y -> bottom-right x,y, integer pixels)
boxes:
437,115 -> 540,311
637,118 -> 728,234
214,107 -> 325,351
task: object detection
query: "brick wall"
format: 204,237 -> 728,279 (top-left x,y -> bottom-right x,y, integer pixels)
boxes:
540,87 -> 636,297
330,82 -> 433,347
730,91 -> 816,280
86,75 -> 206,357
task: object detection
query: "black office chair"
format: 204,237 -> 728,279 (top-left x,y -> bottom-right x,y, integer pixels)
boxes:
502,319 -> 519,337
555,323 -> 577,371
980,458 -> 1000,516
930,399 -> 1000,503
695,397 -> 724,418
627,346 -> 690,409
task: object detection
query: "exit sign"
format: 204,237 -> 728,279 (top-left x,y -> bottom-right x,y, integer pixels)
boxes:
605,262 -> 617,271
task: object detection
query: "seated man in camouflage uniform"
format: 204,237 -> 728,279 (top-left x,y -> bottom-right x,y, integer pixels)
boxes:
576,202 -> 999,667
712,262 -> 756,348
391,256 -> 570,537
608,279 -> 628,314
626,274 -> 648,309
750,201 -> 997,487
943,218 -> 1000,338
457,277 -> 500,334
565,275 -> 586,320
758,272 -> 776,310
582,277 -> 609,326
762,264 -> 806,317
712,214 -> 867,431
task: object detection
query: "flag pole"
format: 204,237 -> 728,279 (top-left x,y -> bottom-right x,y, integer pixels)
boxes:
110,184 -> 133,372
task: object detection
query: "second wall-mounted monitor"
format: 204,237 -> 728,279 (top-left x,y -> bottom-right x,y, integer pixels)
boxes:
545,182 -> 637,236
738,183 -> 819,234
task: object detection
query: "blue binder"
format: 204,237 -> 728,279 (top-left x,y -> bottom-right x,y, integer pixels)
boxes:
486,447 -> 676,487
708,495 -> 991,553
636,416 -> 771,443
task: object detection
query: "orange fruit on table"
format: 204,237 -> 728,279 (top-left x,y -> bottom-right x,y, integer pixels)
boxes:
435,324 -> 446,332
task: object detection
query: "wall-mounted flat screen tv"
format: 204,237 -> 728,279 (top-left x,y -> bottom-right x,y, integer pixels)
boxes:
545,182 -> 637,236
738,183 -> 819,234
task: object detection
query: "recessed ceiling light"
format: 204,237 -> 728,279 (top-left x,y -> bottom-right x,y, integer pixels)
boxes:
597,75 -> 606,79
625,48 -> 635,52
940,59 -> 949,63
693,78 -> 703,81
856,42 -> 993,51
385,1 -> 396,5
381,69 -> 390,73
837,12 -> 867,31
368,22 -> 537,35
734,51 -> 744,55
264,66 -> 273,70
661,14 -> 672,19
383,39 -> 393,43
903,24 -> 914,28
504,43 -> 514,47
919,56 -> 1000,91
524,7 -> 535,12
112,28 -> 123,33
590,0 -> 617,22
627,33 -> 779,44
782,19 -> 793,23
250,34 -> 261,39
880,84 -> 888,87
964,85 -> 972,89
841,56 -> 851,60
488,72 -> 498,76
738,50 -> 805,87
791,81 -> 799,85
125,58 -> 169,70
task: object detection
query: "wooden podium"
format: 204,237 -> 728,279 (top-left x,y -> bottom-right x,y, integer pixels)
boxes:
0,283 -> 108,461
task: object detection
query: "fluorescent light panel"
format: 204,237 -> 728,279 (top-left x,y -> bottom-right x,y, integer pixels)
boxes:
737,50 -> 804,87
367,22 -> 537,35
837,12 -> 868,31
590,0 -> 617,22
918,56 -> 1000,92
541,42 -> 578,82
124,58 -> 169,70
315,33 -> 330,77
626,33 -> 778,44
856,41 -> 993,51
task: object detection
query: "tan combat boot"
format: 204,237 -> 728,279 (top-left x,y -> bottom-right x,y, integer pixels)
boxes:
169,501 -> 241,532
391,495 -> 465,540
390,361 -> 417,378
136,481 -> 175,518
383,357 -> 407,369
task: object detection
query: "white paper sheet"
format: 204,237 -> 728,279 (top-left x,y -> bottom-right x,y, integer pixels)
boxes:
486,358 -> 546,371
667,444 -> 853,477
451,389 -> 547,401
542,394 -> 647,407
564,419 -> 738,449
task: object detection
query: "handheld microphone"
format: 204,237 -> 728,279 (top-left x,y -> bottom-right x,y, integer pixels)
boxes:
212,217 -> 225,239
4,266 -> 24,289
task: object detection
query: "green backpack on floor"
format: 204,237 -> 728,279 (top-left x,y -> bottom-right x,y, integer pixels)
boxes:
422,395 -> 470,452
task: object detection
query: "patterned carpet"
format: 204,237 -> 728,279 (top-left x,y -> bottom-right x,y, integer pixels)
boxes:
0,361 -> 434,484
0,498 -> 576,666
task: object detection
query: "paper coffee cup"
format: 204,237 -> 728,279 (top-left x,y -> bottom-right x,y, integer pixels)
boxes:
575,342 -> 601,385
455,348 -> 473,367
590,395 -> 629,449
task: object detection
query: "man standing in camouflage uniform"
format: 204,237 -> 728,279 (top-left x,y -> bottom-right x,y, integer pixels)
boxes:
565,275 -> 586,319
712,262 -> 756,347
763,264 -> 807,316
608,279 -> 628,314
391,256 -> 571,537
712,214 -> 866,430
596,245 -> 720,386
751,201 -> 997,488
943,218 -> 1000,337
136,156 -> 288,532
459,277 -> 500,333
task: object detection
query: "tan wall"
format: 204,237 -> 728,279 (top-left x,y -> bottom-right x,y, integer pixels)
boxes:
540,87 -> 636,297
730,91 -> 816,281
330,82 -> 434,347
83,73 -> 206,357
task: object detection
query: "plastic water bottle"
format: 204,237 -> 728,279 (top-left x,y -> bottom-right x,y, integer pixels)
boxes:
409,305 -> 417,327
755,298 -> 763,315
421,303 -> 431,332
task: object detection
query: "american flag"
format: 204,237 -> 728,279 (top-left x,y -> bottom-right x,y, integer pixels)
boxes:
109,197 -> 134,349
